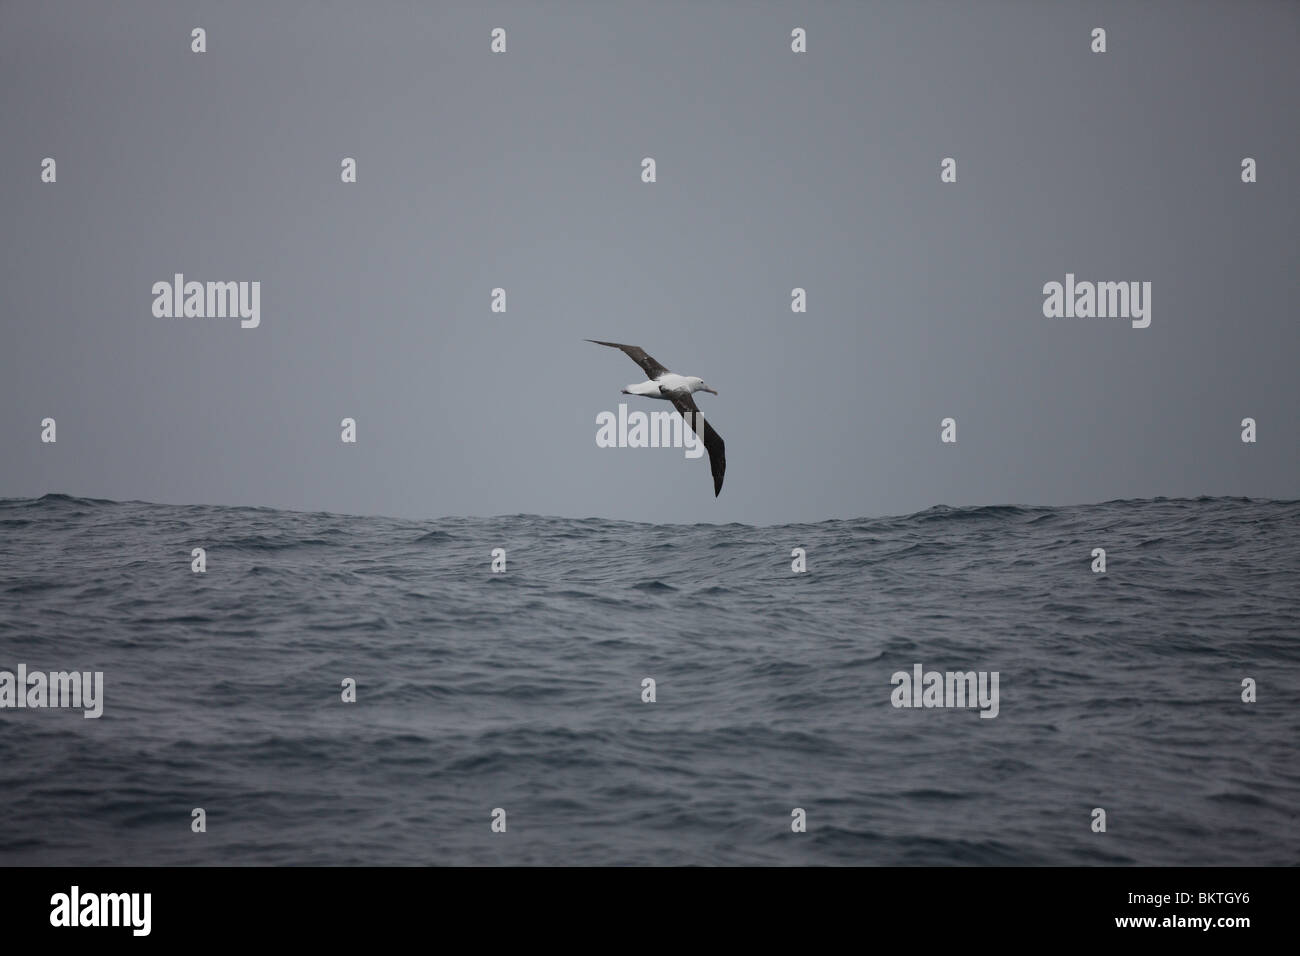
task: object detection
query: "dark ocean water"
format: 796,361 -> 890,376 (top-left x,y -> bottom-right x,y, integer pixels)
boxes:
0,493 -> 1296,866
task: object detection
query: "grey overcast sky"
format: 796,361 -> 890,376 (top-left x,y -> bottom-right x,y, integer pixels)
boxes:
1,0 -> 1296,524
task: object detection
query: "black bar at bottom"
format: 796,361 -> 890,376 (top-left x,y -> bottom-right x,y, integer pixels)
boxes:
0,866 -> 1278,942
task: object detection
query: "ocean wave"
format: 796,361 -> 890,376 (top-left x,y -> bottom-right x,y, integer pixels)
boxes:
0,494 -> 1296,865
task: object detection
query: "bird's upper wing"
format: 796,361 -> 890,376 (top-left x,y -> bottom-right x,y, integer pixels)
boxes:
669,392 -> 726,497
586,340 -> 671,379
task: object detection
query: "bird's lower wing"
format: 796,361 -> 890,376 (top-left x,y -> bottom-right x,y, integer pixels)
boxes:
670,393 -> 726,497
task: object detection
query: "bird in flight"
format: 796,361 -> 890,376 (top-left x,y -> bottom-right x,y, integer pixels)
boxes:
586,339 -> 726,497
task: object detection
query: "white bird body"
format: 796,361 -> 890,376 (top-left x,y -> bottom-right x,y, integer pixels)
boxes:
623,373 -> 708,398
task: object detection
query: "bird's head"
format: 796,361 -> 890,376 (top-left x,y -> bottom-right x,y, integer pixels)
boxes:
691,377 -> 718,396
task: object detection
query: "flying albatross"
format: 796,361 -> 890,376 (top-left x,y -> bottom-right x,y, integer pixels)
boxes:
587,339 -> 726,496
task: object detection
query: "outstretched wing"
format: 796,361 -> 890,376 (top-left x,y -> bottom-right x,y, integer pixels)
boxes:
669,392 -> 726,497
586,340 -> 671,380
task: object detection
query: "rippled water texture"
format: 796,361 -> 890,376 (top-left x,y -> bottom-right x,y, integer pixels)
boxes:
0,494 -> 1296,865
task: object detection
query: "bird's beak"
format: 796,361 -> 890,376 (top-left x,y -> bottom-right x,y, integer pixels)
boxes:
704,386 -> 718,395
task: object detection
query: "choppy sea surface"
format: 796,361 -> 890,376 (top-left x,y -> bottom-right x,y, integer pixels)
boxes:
0,493 -> 1296,866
